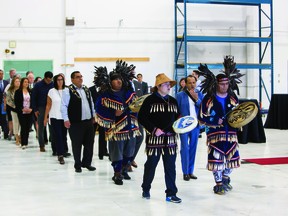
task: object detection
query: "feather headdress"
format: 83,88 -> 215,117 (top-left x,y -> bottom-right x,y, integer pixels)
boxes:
94,59 -> 136,92
93,66 -> 110,92
198,55 -> 244,97
112,59 -> 136,90
197,63 -> 217,96
221,55 -> 244,95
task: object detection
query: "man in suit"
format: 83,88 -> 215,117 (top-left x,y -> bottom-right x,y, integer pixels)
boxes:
130,73 -> 148,170
6,68 -> 16,84
27,72 -> 35,89
176,75 -> 203,181
133,73 -> 148,96
0,69 -> 9,139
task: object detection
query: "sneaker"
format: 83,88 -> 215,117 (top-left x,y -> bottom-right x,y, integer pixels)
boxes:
222,177 -> 233,191
166,195 -> 182,203
213,184 -> 225,195
142,191 -> 150,199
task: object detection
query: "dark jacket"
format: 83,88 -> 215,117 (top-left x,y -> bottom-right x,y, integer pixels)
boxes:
14,89 -> 32,115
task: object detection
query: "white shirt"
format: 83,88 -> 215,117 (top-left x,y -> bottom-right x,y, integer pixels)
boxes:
188,96 -> 197,119
48,88 -> 68,120
61,85 -> 95,121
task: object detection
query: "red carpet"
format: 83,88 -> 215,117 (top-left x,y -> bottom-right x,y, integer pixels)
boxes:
242,157 -> 288,165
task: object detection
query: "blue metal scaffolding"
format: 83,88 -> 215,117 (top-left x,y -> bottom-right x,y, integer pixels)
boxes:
174,0 -> 273,105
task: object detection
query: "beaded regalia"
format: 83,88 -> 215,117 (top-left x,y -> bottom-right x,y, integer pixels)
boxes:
197,56 -> 243,171
94,60 -> 140,141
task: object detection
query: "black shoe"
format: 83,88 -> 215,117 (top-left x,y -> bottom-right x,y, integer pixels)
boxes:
52,152 -> 57,156
122,171 -> 131,180
104,153 -> 109,157
8,134 -> 12,141
58,156 -> 65,165
4,133 -> 9,139
99,156 -> 104,160
131,161 -> 138,168
82,165 -> 96,171
189,174 -> 198,180
183,174 -> 190,181
75,168 -> 82,173
142,191 -> 150,199
112,175 -> 123,185
63,152 -> 71,157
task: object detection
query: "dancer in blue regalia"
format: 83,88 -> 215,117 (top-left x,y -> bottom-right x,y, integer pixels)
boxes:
198,56 -> 244,195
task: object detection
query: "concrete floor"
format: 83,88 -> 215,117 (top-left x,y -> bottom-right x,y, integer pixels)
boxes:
0,127 -> 287,216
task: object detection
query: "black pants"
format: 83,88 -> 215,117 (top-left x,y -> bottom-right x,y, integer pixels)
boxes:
98,125 -> 108,157
142,147 -> 178,197
69,120 -> 95,169
18,113 -> 32,145
50,118 -> 67,156
0,109 -> 8,137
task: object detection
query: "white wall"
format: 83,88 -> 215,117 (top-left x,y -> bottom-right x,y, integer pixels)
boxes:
0,0 -> 287,106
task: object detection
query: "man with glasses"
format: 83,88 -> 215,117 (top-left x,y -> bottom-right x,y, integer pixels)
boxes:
138,73 -> 182,203
61,71 -> 96,173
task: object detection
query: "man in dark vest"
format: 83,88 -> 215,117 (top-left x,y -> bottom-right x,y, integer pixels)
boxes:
61,71 -> 96,173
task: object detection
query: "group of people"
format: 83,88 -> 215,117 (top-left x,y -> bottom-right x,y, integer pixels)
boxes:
0,69 -> 44,148
0,56 -> 243,203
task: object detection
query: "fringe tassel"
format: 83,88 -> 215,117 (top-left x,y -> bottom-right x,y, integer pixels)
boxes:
107,129 -> 141,141
102,98 -> 124,110
149,104 -> 178,113
145,146 -> 177,156
95,116 -> 114,129
207,133 -> 238,144
207,158 -> 241,171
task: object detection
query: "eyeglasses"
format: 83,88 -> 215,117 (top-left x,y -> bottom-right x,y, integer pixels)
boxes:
74,75 -> 83,79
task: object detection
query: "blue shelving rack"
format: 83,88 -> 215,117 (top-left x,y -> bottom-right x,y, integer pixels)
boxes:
174,0 -> 273,105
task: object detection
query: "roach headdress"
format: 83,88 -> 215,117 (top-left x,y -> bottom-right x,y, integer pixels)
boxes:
94,59 -> 136,92
198,55 -> 244,97
221,55 -> 244,95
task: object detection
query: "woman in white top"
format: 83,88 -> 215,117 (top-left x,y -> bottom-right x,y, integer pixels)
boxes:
44,74 -> 68,165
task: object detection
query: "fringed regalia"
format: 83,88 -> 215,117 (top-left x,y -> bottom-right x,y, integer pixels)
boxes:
138,92 -> 180,156
95,89 -> 141,141
198,94 -> 241,171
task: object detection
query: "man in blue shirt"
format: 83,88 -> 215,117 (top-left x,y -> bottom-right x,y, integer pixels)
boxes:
61,71 -> 96,173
